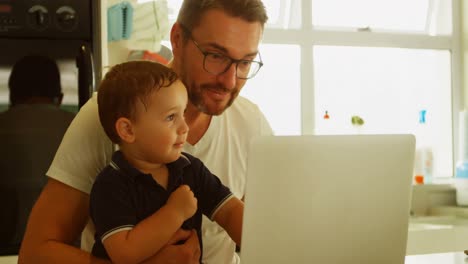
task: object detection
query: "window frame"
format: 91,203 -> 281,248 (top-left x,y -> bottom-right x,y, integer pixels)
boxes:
260,0 -> 462,177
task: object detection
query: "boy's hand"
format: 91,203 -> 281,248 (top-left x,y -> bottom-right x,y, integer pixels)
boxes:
167,184 -> 197,220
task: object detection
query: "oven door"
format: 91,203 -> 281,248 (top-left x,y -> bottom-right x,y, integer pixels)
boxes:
0,0 -> 97,110
0,38 -> 96,111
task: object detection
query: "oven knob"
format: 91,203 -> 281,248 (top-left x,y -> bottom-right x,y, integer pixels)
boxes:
55,6 -> 78,32
27,5 -> 50,30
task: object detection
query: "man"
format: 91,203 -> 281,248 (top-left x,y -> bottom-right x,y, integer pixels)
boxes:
0,55 -> 75,255
19,1 -> 271,263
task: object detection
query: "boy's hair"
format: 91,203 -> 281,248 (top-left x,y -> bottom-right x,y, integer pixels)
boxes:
98,61 -> 179,144
177,0 -> 268,35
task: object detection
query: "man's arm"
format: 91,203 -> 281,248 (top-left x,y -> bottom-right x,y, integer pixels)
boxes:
213,198 -> 244,246
18,178 -> 110,264
142,229 -> 201,264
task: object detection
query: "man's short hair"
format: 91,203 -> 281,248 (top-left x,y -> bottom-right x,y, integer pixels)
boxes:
8,55 -> 62,105
177,0 -> 268,33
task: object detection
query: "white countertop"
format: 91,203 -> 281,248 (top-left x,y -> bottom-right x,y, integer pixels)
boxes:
406,212 -> 468,255
405,252 -> 467,264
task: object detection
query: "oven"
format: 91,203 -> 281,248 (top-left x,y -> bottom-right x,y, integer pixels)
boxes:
0,0 -> 102,255
0,0 -> 101,110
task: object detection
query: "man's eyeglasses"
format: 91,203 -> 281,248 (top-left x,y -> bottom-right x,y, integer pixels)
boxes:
183,27 -> 263,79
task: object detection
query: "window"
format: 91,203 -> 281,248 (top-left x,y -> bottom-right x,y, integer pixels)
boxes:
313,46 -> 453,177
166,0 -> 461,180
311,0 -> 452,35
242,44 -> 301,135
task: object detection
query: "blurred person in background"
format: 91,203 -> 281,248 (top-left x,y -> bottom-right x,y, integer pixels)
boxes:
0,55 -> 75,255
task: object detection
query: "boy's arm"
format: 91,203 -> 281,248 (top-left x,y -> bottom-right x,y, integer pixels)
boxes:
212,197 -> 244,246
103,203 -> 185,264
102,185 -> 197,264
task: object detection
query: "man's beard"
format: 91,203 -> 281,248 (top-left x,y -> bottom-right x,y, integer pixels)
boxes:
178,58 -> 238,115
188,83 -> 237,116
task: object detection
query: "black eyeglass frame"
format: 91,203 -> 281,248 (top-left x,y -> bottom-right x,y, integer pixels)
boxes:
181,25 -> 264,79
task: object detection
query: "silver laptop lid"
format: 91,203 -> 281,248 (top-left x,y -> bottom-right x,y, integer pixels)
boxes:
241,134 -> 415,264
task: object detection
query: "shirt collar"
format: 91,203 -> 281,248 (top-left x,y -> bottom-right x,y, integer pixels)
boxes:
110,151 -> 191,179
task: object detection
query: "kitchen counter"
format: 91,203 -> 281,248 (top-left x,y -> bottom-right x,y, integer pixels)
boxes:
405,252 -> 467,263
407,207 -> 468,255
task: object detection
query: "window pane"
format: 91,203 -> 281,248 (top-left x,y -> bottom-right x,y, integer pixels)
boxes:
263,0 -> 301,29
313,46 -> 452,178
167,0 -> 183,24
312,0 -> 452,35
241,44 -> 301,135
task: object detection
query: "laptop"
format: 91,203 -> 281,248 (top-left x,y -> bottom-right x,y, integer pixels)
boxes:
240,134 -> 415,264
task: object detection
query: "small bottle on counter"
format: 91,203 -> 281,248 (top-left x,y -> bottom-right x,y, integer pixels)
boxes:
413,110 -> 433,184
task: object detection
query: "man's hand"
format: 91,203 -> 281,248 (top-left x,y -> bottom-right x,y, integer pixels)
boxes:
143,229 -> 200,264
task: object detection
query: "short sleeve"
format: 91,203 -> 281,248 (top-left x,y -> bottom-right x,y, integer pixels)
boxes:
189,158 -> 233,220
89,168 -> 137,242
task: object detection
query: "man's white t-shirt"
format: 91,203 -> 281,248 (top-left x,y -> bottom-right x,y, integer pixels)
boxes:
47,93 -> 273,264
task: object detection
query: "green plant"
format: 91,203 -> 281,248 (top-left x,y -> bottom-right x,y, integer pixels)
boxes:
351,115 -> 364,126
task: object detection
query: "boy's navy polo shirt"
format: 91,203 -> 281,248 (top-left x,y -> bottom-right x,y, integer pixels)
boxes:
90,151 -> 233,260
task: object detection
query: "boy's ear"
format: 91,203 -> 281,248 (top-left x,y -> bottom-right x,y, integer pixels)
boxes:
115,117 -> 135,143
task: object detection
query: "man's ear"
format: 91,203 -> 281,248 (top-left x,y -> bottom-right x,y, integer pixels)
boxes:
170,23 -> 183,55
115,117 -> 135,143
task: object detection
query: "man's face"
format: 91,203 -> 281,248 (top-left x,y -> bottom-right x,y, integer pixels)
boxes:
173,9 -> 263,115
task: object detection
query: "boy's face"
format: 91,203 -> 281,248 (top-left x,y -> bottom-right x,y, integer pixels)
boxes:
173,9 -> 263,115
131,80 -> 189,164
